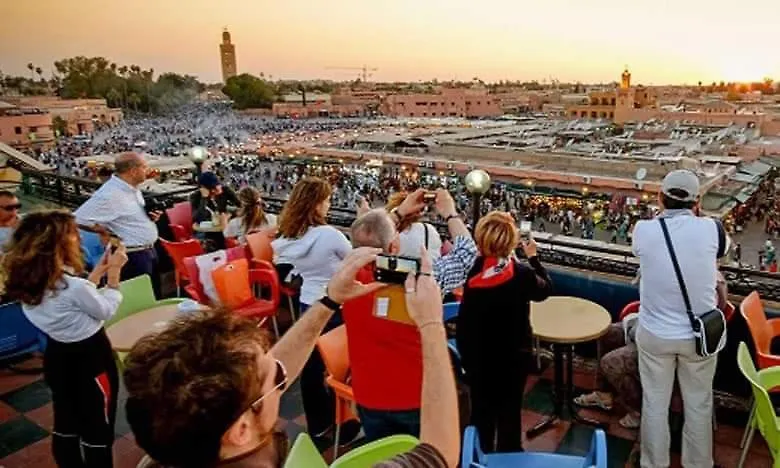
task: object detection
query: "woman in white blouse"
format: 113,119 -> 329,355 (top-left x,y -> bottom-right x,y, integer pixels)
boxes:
2,210 -> 128,468
223,186 -> 277,243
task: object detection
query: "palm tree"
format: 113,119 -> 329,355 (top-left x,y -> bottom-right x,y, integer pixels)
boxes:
106,88 -> 121,108
27,63 -> 34,80
35,67 -> 43,83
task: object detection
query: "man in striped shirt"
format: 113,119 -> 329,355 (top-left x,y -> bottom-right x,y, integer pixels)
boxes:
75,152 -> 162,296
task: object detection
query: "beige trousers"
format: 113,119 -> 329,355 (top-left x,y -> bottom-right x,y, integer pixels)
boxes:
636,325 -> 717,468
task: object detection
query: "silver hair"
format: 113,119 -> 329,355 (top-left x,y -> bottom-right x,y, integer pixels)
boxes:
350,209 -> 396,249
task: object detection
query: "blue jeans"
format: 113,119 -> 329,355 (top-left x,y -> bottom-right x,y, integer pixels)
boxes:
299,303 -> 344,435
356,406 -> 421,442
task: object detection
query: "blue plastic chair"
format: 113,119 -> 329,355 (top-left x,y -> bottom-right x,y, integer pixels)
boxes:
461,425 -> 607,468
0,301 -> 46,363
80,230 -> 106,270
443,302 -> 460,322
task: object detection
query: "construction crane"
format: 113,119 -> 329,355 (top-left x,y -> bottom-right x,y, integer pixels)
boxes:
325,65 -> 378,82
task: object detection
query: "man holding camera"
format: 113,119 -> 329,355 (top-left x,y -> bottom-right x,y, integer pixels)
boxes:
342,189 -> 477,441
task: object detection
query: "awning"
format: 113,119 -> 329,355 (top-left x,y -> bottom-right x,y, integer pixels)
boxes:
735,185 -> 760,203
739,161 -> 772,176
730,172 -> 760,184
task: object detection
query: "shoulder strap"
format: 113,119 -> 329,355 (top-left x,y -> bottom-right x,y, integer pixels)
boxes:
658,218 -> 697,328
714,218 -> 726,258
424,223 -> 430,250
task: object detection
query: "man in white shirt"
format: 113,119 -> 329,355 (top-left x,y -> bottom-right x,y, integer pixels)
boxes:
75,152 -> 163,296
632,170 -> 727,468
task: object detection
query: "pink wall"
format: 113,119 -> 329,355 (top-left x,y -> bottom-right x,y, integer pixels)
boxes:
0,112 -> 54,148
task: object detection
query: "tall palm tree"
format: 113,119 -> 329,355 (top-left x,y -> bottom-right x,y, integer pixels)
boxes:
35,67 -> 43,83
128,93 -> 140,112
27,63 -> 34,80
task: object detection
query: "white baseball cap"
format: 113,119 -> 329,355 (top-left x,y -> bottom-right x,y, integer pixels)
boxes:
661,170 -> 699,202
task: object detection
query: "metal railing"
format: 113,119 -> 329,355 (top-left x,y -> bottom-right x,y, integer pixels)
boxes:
17,168 -> 780,302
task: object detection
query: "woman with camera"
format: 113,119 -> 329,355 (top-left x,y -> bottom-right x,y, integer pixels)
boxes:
3,210 -> 128,467
456,211 -> 552,453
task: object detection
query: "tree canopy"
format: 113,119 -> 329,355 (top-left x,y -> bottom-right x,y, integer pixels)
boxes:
221,73 -> 276,109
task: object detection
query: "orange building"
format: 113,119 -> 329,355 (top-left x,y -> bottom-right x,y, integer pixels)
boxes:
566,68 -> 656,120
3,97 -> 122,135
0,101 -> 55,150
381,88 -> 502,118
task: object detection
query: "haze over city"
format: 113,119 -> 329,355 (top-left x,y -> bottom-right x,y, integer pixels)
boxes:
2,0 -> 779,84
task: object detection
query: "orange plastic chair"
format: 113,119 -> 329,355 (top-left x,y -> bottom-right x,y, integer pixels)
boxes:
246,231 -> 274,263
740,291 -> 780,369
166,201 -> 194,241
316,325 -> 358,458
160,238 -> 204,296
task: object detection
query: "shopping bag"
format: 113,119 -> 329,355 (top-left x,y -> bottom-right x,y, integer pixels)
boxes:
212,258 -> 254,309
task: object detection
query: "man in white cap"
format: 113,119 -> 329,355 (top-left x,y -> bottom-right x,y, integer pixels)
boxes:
631,169 -> 728,468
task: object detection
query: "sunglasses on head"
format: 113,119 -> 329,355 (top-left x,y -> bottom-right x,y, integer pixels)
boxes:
0,203 -> 21,211
249,359 -> 288,412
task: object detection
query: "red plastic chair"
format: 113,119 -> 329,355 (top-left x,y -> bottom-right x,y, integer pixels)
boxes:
245,231 -> 274,263
251,258 -> 299,322
166,202 -> 194,241
160,238 -> 204,296
182,247 -> 249,304
619,300 -> 640,321
183,248 -> 281,336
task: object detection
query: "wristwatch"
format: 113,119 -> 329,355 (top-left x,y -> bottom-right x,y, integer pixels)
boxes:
318,295 -> 342,313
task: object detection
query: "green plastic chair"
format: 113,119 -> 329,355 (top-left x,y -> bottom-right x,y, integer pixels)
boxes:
737,342 -> 780,468
283,433 -> 328,468
106,275 -> 184,327
107,275 -> 184,373
330,435 -> 420,468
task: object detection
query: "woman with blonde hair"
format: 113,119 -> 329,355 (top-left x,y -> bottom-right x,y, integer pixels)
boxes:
456,211 -> 552,453
223,186 -> 277,243
3,210 -> 128,467
385,191 -> 442,261
271,177 -> 353,441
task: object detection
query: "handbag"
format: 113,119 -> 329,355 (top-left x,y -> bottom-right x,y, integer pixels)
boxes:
212,258 -> 255,309
659,218 -> 726,357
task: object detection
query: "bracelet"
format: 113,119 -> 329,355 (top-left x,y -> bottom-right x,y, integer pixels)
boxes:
418,321 -> 444,332
444,214 -> 459,223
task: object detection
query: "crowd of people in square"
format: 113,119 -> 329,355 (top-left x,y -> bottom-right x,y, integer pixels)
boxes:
0,141 -> 740,468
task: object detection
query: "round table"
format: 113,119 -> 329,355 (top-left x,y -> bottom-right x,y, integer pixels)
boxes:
527,296 -> 611,438
106,304 -> 181,352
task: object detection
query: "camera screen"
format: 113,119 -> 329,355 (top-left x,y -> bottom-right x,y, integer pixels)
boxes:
376,255 -> 419,273
395,258 -> 419,273
519,221 -> 532,233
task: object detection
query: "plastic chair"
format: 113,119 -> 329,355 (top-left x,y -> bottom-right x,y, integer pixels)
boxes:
184,250 -> 280,336
166,201 -> 193,241
316,325 -> 358,458
736,342 -> 780,468
283,433 -> 328,468
106,275 -> 184,328
80,229 -> 105,270
160,238 -> 204,296
618,300 -> 640,321
330,435 -> 419,468
246,231 -> 274,263
461,425 -> 607,468
0,302 -> 46,363
252,258 -> 299,322
739,291 -> 780,462
443,302 -> 460,322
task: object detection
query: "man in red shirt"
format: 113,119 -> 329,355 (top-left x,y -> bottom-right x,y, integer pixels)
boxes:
344,189 -> 476,441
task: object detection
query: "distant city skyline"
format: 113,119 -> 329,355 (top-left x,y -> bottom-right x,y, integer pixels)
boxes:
1,0 -> 778,86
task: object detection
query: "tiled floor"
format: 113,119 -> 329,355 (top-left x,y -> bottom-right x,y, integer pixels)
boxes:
0,351 -> 773,467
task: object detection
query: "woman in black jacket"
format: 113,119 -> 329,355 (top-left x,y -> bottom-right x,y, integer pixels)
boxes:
456,211 -> 552,453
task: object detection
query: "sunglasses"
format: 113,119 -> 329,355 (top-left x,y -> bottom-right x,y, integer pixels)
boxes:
249,359 -> 288,412
0,203 -> 21,211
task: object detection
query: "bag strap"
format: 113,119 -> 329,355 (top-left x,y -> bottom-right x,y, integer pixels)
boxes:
424,223 -> 430,250
658,218 -> 698,329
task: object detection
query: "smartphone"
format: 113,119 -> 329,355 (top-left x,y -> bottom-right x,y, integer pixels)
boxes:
423,192 -> 437,203
374,254 -> 421,284
519,220 -> 532,239
108,235 -> 121,253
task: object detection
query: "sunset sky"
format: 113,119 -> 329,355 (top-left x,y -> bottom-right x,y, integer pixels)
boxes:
1,0 -> 778,85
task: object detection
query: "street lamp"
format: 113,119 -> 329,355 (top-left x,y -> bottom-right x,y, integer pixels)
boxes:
465,169 -> 491,225
189,146 -> 207,181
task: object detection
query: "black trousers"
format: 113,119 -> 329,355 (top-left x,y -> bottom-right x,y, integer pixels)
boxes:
121,247 -> 159,298
44,329 -> 119,468
467,358 -> 530,454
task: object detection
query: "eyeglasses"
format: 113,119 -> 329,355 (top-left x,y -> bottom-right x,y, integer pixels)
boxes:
249,359 -> 288,412
0,203 -> 21,211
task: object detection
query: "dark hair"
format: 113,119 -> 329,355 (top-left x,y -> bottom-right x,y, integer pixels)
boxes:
661,191 -> 696,210
123,310 -> 273,468
2,210 -> 84,305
